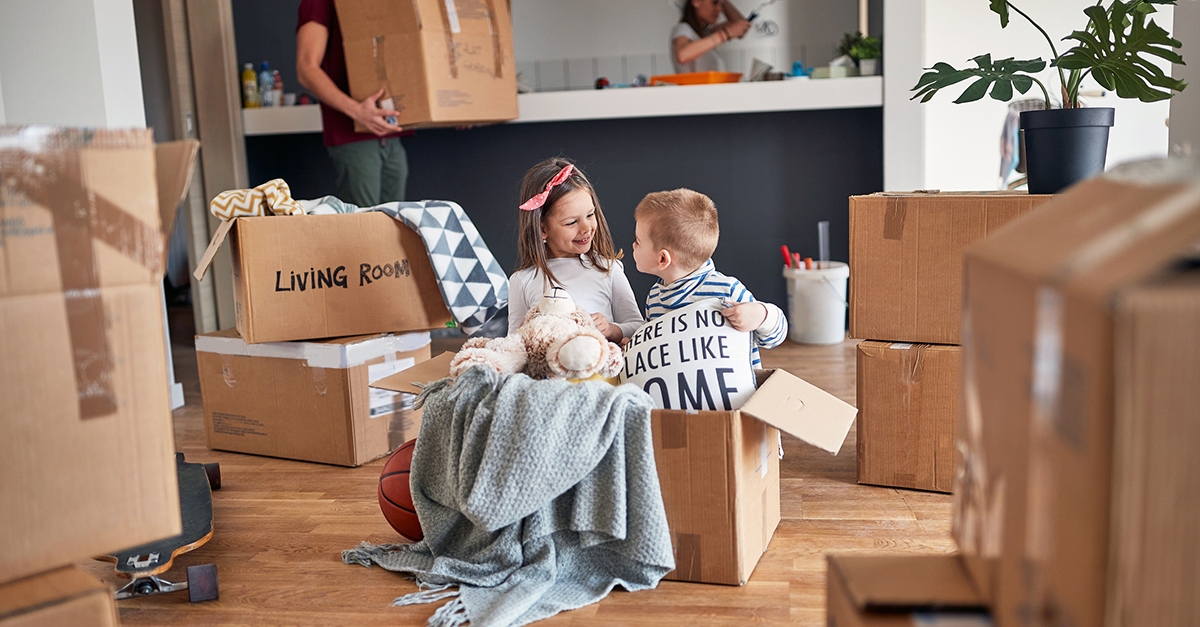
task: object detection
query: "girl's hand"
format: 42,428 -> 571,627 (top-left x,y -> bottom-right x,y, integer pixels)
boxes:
721,302 -> 767,332
591,313 -> 623,343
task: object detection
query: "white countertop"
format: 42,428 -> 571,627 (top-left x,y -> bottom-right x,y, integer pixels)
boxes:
241,76 -> 882,136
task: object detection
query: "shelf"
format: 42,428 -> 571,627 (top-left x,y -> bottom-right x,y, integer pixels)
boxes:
240,76 -> 882,135
513,76 -> 882,123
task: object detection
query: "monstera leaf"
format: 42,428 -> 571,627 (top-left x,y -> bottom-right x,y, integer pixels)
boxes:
1056,1 -> 1185,102
989,0 -> 1010,28
911,54 -> 1047,103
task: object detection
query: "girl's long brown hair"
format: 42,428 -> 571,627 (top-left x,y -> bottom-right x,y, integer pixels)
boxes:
514,157 -> 622,290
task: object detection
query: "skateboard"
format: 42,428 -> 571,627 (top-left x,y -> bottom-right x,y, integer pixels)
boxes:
98,452 -> 221,603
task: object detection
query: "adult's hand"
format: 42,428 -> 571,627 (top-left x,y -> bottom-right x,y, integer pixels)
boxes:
349,88 -> 404,136
723,19 -> 751,40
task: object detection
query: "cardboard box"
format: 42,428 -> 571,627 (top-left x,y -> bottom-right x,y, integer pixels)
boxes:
0,567 -> 118,627
193,211 -> 452,344
856,341 -> 959,493
826,554 -> 990,627
375,352 -> 859,585
335,0 -> 518,129
849,191 -> 1052,344
0,127 -> 198,584
956,165 -> 1200,627
196,329 -> 432,466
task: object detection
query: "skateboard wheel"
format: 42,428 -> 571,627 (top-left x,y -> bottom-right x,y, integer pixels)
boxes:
203,463 -> 221,490
187,564 -> 219,603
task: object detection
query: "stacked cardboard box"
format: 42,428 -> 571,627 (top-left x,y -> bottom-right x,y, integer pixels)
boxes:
849,192 -> 1051,492
376,353 -> 859,586
0,128 -> 198,597
196,328 -> 432,466
955,164 -> 1200,626
826,554 -> 989,626
191,196 -> 452,465
0,567 -> 119,627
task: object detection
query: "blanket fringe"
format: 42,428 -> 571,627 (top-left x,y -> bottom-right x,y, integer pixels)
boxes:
341,541 -> 407,567
414,376 -> 457,409
392,583 -> 460,607
427,596 -> 469,627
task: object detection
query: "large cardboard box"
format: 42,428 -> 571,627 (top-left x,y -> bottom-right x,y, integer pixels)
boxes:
197,329 -> 432,466
335,0 -> 518,129
956,163 -> 1200,627
849,192 -> 1051,344
376,352 -> 858,585
193,211 -> 452,344
826,554 -> 989,627
0,127 -> 198,584
856,341 -> 959,493
0,567 -> 118,627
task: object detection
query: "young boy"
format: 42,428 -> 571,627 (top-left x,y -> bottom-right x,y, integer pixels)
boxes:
631,188 -> 788,369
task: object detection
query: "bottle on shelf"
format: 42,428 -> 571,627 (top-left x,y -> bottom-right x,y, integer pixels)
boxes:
241,63 -> 259,108
272,70 -> 284,107
258,61 -> 273,107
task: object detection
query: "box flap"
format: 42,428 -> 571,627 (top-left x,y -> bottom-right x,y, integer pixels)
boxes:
740,369 -> 857,454
155,139 -> 199,246
192,218 -> 234,282
372,351 -> 455,395
0,566 -> 106,616
828,554 -> 986,612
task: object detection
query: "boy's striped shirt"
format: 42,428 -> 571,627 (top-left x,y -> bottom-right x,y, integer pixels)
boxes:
645,259 -> 787,368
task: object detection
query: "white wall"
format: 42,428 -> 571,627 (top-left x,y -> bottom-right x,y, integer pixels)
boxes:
510,0 -> 861,90
0,0 -> 146,127
887,0 -> 1175,191
1170,0 -> 1199,156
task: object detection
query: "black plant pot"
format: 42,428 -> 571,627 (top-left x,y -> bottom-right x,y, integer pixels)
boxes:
1020,108 -> 1115,194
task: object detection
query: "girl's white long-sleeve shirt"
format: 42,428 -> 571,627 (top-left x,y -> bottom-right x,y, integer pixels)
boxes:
507,257 -> 644,338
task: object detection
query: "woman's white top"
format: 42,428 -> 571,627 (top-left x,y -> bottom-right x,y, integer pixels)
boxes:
670,21 -> 723,73
508,257 -> 644,339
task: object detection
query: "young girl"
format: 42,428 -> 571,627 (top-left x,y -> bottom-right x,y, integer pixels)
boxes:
508,158 -> 643,343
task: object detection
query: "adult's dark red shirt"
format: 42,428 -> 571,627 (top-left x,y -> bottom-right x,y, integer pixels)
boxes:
297,0 -> 412,147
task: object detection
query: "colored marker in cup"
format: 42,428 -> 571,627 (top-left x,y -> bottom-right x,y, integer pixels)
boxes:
804,257 -> 813,270
781,245 -> 792,268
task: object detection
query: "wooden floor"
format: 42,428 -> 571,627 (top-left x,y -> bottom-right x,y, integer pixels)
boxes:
79,308 -> 955,626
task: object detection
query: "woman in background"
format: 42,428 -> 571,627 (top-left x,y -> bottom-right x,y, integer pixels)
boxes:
671,0 -> 751,73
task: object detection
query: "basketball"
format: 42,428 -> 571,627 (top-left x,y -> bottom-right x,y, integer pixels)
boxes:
378,438 -> 422,542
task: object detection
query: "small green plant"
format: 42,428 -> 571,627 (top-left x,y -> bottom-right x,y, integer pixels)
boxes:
911,0 -> 1186,109
838,32 -> 882,61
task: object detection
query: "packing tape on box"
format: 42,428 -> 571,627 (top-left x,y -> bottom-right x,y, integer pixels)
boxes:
1,128 -> 164,420
883,197 -> 907,240
437,1 -> 459,78
954,314 -> 1005,560
194,331 -> 431,369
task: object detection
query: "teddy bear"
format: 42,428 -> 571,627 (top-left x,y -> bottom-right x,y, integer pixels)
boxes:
449,288 -> 624,381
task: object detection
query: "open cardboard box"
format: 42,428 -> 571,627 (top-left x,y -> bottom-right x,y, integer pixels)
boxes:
374,352 -> 858,585
0,127 -> 198,584
193,211 -> 452,344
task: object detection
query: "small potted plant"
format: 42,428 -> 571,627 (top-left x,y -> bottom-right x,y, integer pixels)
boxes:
837,32 -> 883,75
910,0 -> 1186,193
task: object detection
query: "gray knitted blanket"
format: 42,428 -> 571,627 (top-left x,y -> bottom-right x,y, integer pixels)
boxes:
343,366 -> 675,627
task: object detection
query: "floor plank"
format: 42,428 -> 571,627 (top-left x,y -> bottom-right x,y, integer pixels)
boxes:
78,309 -> 955,626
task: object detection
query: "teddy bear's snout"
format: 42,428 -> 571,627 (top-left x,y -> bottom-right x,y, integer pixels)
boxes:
557,336 -> 603,372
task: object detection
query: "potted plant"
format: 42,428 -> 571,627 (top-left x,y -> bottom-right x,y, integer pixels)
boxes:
910,0 -> 1186,193
838,32 -> 883,75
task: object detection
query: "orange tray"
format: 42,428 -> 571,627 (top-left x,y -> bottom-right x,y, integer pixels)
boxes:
650,71 -> 743,85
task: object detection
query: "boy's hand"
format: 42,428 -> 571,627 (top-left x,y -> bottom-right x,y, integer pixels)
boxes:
721,302 -> 767,332
591,313 -> 623,343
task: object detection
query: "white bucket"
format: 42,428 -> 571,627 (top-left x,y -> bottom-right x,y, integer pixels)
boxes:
783,262 -> 849,345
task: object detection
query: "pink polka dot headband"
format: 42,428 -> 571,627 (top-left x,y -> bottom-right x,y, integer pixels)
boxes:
519,164 -> 574,211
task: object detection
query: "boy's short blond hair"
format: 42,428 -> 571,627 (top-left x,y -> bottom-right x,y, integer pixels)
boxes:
635,189 -> 720,272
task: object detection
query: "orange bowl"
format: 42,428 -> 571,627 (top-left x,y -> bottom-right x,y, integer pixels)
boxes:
650,71 -> 743,85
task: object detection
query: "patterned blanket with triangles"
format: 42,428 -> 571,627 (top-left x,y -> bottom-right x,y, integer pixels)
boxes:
301,196 -> 508,336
